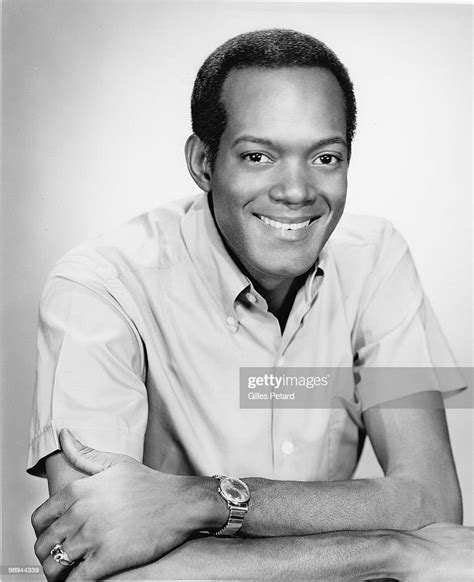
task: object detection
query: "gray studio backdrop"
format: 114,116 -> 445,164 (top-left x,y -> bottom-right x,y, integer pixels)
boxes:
2,0 -> 473,571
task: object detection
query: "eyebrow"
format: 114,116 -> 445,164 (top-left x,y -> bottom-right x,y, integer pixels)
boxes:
231,135 -> 348,150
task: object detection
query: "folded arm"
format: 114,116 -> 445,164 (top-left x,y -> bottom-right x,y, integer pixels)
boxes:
104,530 -> 399,582
33,393 -> 462,580
103,524 -> 474,582
240,393 -> 462,536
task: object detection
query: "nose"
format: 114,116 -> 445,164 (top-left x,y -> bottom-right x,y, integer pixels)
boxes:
268,161 -> 317,206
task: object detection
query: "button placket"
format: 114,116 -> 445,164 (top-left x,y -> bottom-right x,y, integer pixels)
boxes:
225,314 -> 239,333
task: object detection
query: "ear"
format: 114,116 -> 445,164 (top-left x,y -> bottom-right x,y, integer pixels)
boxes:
185,134 -> 212,192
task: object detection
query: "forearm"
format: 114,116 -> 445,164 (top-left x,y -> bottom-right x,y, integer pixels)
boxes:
240,474 -> 450,536
104,531 -> 400,581
206,404 -> 460,538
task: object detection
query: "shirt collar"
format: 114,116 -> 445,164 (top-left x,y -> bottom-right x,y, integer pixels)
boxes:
181,192 -> 326,314
305,251 -> 326,304
181,193 -> 250,315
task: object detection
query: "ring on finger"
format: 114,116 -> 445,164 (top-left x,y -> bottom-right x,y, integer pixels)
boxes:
50,543 -> 75,567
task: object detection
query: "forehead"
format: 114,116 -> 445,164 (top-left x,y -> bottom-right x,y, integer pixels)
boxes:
220,66 -> 346,141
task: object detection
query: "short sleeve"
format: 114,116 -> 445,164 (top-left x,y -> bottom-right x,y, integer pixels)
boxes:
353,224 -> 466,411
27,275 -> 148,477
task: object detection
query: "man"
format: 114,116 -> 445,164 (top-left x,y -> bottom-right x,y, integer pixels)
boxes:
28,29 -> 472,580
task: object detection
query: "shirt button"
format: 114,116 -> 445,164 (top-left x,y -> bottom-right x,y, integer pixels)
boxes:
245,292 -> 257,304
226,315 -> 239,333
281,441 -> 294,455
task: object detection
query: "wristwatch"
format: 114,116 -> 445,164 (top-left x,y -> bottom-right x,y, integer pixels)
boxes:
212,475 -> 250,536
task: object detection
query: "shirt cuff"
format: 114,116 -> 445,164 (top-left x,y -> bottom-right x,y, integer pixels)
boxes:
356,367 -> 468,412
27,419 -> 144,477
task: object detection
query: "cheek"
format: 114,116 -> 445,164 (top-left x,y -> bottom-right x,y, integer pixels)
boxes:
211,184 -> 249,242
212,182 -> 262,230
214,175 -> 259,204
322,173 -> 347,207
211,155 -> 265,199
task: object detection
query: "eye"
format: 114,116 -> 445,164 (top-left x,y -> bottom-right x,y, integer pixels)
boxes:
241,152 -> 273,164
313,154 -> 342,166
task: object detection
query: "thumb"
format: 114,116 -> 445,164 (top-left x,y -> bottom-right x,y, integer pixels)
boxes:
59,428 -> 131,475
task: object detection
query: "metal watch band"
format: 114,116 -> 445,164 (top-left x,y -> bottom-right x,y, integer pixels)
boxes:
214,504 -> 248,536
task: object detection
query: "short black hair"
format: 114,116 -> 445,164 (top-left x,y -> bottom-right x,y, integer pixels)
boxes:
191,28 -> 357,168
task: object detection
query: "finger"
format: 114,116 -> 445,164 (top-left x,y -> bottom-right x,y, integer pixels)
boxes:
66,549 -> 105,582
59,428 -> 131,475
67,541 -> 125,582
31,486 -> 75,537
34,503 -> 82,563
41,536 -> 84,582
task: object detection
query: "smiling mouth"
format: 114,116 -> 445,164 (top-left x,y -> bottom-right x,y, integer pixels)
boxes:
256,214 -> 318,230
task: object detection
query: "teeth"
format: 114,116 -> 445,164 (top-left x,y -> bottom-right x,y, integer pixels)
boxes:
258,215 -> 311,230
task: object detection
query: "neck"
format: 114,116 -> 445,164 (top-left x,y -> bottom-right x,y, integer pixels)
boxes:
252,276 -> 305,314
225,244 -> 308,331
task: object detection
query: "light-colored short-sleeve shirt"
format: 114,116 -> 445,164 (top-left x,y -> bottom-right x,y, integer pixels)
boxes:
27,193 -> 464,479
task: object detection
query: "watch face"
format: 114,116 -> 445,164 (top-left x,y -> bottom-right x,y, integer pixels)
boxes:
220,477 -> 250,503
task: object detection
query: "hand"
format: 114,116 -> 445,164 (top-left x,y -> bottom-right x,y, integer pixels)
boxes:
397,522 -> 474,581
32,429 -> 224,581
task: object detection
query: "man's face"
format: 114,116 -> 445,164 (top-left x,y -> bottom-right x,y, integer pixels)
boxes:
209,66 -> 349,289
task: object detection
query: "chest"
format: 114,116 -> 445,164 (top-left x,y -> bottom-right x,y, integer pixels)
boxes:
132,268 -> 360,480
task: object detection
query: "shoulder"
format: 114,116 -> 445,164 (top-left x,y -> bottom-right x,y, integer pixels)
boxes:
322,213 -> 414,309
49,194 -> 199,286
